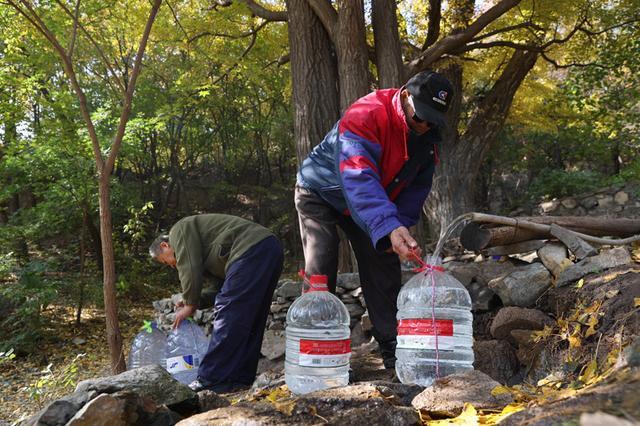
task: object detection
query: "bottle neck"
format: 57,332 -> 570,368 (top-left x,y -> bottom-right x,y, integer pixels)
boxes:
302,274 -> 329,293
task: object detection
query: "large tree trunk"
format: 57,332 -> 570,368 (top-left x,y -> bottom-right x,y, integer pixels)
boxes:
372,0 -> 405,88
424,50 -> 538,236
98,176 -> 126,373
286,0 -> 339,164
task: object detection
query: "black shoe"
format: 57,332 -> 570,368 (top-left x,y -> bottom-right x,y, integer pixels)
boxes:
378,340 -> 397,369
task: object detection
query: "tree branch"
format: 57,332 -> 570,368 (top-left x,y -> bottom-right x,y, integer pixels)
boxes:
423,0 -> 441,49
408,0 -> 522,72
470,21 -> 543,43
239,0 -> 287,21
306,0 -> 338,42
104,0 -> 162,174
189,20 -> 268,43
68,0 -> 81,58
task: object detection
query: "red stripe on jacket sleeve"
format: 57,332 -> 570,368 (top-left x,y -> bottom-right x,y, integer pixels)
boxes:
339,155 -> 379,175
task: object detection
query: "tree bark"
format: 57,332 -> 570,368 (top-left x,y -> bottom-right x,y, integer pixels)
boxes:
287,0 -> 340,165
372,0 -> 405,88
424,50 -> 538,236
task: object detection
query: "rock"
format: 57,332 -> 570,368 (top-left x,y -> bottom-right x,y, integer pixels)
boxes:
597,195 -> 614,207
268,321 -> 285,331
411,370 -> 513,417
178,384 -> 421,425
473,340 -> 519,384
444,262 -> 480,286
557,247 -> 633,286
75,365 -> 197,413
171,293 -> 183,306
269,303 -> 290,314
561,198 -> 578,209
475,260 -> 519,286
580,411 -> 636,426
152,298 -> 173,313
252,371 -> 285,390
465,281 -> 499,312
349,287 -> 362,297
260,329 -> 286,360
488,263 -> 552,307
361,311 -> 372,332
581,196 -> 598,209
346,303 -> 365,318
510,329 -> 534,347
274,280 -> 302,299
364,381 -> 424,406
350,322 -> 371,347
72,337 -> 86,345
540,200 -> 559,213
537,243 -> 570,277
65,393 -> 127,426
24,395 -> 91,426
337,273 -> 361,290
490,307 -> 553,341
197,390 -> 231,411
614,191 -> 629,205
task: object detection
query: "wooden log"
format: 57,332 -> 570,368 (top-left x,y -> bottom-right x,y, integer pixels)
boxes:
520,216 -> 640,237
484,240 -> 546,256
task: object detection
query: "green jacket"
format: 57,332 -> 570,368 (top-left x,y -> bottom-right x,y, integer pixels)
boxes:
169,214 -> 274,306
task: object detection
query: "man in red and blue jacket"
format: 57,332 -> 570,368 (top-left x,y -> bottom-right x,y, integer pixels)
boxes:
295,70 -> 454,369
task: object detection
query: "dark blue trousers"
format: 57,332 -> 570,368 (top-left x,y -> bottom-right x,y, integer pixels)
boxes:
198,235 -> 283,387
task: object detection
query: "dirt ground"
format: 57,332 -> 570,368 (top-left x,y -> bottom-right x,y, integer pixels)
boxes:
0,303 -> 155,424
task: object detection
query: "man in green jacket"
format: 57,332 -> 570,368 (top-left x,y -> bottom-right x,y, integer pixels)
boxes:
150,214 -> 283,392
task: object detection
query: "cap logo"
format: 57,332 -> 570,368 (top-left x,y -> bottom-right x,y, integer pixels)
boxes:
438,90 -> 448,101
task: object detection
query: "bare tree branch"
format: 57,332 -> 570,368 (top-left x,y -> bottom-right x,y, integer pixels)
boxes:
239,0 -> 287,21
189,20 -> 268,43
306,0 -> 337,42
423,0 -> 441,49
540,52 -> 607,69
408,0 -> 523,73
470,21 -> 543,43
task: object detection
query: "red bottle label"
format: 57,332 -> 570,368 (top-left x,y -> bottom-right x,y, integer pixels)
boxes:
397,319 -> 454,336
298,339 -> 351,367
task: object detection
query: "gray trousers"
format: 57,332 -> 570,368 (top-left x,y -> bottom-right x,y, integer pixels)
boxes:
294,185 -> 401,355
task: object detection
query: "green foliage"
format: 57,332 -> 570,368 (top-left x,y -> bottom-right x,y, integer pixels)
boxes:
528,169 -> 605,200
25,353 -> 85,402
0,348 -> 16,365
0,256 -> 58,353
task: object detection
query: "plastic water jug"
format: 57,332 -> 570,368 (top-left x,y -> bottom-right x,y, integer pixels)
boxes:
285,274 -> 351,394
128,321 -> 167,369
166,320 -> 210,384
395,257 -> 474,386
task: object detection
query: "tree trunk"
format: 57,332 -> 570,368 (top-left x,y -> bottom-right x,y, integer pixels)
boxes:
424,50 -> 538,236
98,175 -> 126,374
372,0 -> 405,88
286,0 -> 340,165
335,0 -> 370,110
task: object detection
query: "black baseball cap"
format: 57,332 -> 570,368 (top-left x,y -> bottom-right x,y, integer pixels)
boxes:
405,70 -> 454,128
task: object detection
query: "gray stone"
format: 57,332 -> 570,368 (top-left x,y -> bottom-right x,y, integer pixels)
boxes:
72,337 -> 86,345
473,340 -> 519,384
348,287 -> 363,297
25,397 -> 85,426
488,262 -> 552,307
177,384 -> 420,425
464,281 -> 498,312
65,393 -> 127,426
411,370 -> 513,417
361,311 -> 372,332
561,198 -> 578,209
346,303 -> 365,318
269,303 -> 290,314
557,247 -> 632,287
597,195 -> 614,207
272,312 -> 287,321
274,280 -> 302,299
260,329 -> 286,360
539,200 -> 559,213
444,262 -> 480,286
337,273 -> 361,290
75,365 -> 196,409
252,370 -> 285,390
171,293 -> 183,306
197,390 -> 231,411
340,295 -> 358,304
537,242 -> 570,277
268,321 -> 285,331
490,307 -> 553,341
350,322 -> 371,347
358,295 -> 366,308
152,298 -> 173,313
581,196 -> 598,209
581,412 -> 636,426
475,260 -> 519,286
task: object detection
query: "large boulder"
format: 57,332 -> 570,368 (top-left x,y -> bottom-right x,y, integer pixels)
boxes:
473,340 -> 520,384
537,243 -> 570,277
557,247 -> 632,287
488,262 -> 552,307
337,273 -> 361,290
411,370 -> 513,417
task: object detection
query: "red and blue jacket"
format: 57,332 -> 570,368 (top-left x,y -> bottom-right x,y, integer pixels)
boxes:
297,88 -> 440,250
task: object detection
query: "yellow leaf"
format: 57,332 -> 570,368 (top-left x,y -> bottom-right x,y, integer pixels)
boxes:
272,399 -> 296,416
568,334 -> 582,348
491,385 -> 511,397
428,403 -> 478,425
532,325 -> 554,342
579,359 -> 598,384
634,298 -> 640,308
575,278 -> 585,289
480,403 -> 526,424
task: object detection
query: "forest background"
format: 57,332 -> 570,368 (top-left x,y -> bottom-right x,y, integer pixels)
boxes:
0,0 -> 638,415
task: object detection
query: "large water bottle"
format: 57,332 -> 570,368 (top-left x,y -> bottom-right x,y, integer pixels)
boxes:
395,257 -> 474,386
128,321 -> 167,369
285,274 -> 351,395
166,320 -> 210,384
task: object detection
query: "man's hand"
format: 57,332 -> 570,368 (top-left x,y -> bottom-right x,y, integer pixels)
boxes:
172,304 -> 197,329
389,226 -> 422,261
